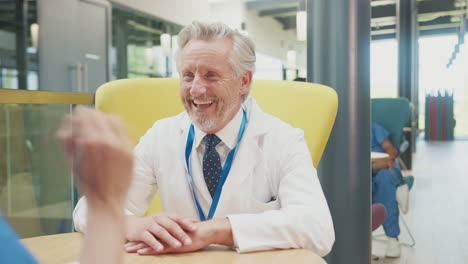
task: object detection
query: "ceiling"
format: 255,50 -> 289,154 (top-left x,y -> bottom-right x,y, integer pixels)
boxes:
245,0 -> 468,39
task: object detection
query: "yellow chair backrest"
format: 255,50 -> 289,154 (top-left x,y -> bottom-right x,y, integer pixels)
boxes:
95,78 -> 338,214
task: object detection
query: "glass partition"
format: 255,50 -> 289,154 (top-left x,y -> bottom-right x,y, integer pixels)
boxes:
0,89 -> 94,238
0,103 -> 73,238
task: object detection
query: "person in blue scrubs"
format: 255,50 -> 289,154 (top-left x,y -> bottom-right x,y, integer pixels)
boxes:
371,122 -> 405,257
0,213 -> 38,264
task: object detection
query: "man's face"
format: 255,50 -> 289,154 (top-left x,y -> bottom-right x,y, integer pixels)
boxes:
180,38 -> 248,134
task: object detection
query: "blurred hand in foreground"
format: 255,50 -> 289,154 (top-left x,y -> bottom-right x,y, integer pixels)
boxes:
57,105 -> 133,208
57,105 -> 134,264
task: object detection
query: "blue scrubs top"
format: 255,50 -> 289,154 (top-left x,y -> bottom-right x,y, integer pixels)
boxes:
0,213 -> 38,264
371,122 -> 390,153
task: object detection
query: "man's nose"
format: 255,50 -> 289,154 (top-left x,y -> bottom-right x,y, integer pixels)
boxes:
190,75 -> 207,97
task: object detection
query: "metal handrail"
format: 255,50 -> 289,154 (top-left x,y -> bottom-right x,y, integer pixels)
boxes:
0,89 -> 94,105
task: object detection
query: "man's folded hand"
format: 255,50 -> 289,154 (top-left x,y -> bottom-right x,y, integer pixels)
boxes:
125,213 -> 198,253
125,217 -> 233,255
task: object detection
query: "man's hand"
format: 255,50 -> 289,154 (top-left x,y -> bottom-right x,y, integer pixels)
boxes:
372,157 -> 394,171
125,213 -> 199,253
126,218 -> 234,255
387,158 -> 395,170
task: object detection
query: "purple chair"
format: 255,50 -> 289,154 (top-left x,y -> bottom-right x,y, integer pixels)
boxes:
372,203 -> 387,231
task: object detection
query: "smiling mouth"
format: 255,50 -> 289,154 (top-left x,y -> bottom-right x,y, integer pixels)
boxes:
192,98 -> 216,108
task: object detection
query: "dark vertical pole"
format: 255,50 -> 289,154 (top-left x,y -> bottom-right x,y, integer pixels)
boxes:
116,13 -> 128,79
165,25 -> 172,77
307,0 -> 371,263
411,2 -> 419,152
16,0 -> 29,90
397,0 -> 418,166
397,0 -> 415,100
166,56 -> 170,77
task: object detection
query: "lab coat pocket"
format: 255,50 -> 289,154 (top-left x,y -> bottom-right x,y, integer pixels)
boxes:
250,197 -> 281,212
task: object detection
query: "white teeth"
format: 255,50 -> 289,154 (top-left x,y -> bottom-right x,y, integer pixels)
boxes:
193,99 -> 213,105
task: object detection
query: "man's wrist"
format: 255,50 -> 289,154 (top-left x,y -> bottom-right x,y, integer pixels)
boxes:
211,218 -> 234,246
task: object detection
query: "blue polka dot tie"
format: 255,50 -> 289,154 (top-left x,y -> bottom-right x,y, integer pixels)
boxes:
203,134 -> 222,197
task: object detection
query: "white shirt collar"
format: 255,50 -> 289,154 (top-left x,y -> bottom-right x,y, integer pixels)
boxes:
193,106 -> 244,150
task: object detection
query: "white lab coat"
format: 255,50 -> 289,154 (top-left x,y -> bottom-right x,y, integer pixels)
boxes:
73,97 -> 334,256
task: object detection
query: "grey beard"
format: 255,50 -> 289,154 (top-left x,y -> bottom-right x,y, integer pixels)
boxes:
187,98 -> 238,133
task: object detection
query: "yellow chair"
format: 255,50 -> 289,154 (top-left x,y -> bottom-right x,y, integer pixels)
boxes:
95,78 -> 338,214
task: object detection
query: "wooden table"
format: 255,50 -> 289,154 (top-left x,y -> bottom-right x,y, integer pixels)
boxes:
22,233 -> 326,264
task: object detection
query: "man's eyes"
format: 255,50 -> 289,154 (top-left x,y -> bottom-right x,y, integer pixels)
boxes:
206,71 -> 222,78
182,72 -> 218,79
183,72 -> 194,78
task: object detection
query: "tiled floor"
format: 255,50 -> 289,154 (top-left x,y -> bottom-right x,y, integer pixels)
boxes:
372,140 -> 468,264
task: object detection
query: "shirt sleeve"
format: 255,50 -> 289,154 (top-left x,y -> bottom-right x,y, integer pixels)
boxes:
125,125 -> 159,216
0,214 -> 39,264
372,122 -> 390,146
227,129 -> 334,256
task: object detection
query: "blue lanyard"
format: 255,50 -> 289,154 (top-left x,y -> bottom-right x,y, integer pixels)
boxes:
184,110 -> 247,221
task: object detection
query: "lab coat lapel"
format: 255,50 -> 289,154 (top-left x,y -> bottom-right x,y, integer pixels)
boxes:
216,97 -> 269,214
217,133 -> 263,203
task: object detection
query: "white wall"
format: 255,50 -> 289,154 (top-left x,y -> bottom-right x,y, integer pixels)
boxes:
244,9 -> 307,70
208,0 -> 307,71
209,0 -> 243,29
110,0 -> 211,26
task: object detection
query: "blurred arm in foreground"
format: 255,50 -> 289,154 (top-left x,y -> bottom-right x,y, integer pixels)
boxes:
57,105 -> 134,264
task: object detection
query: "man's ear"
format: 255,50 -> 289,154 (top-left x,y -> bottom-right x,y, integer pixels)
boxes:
240,71 -> 253,96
